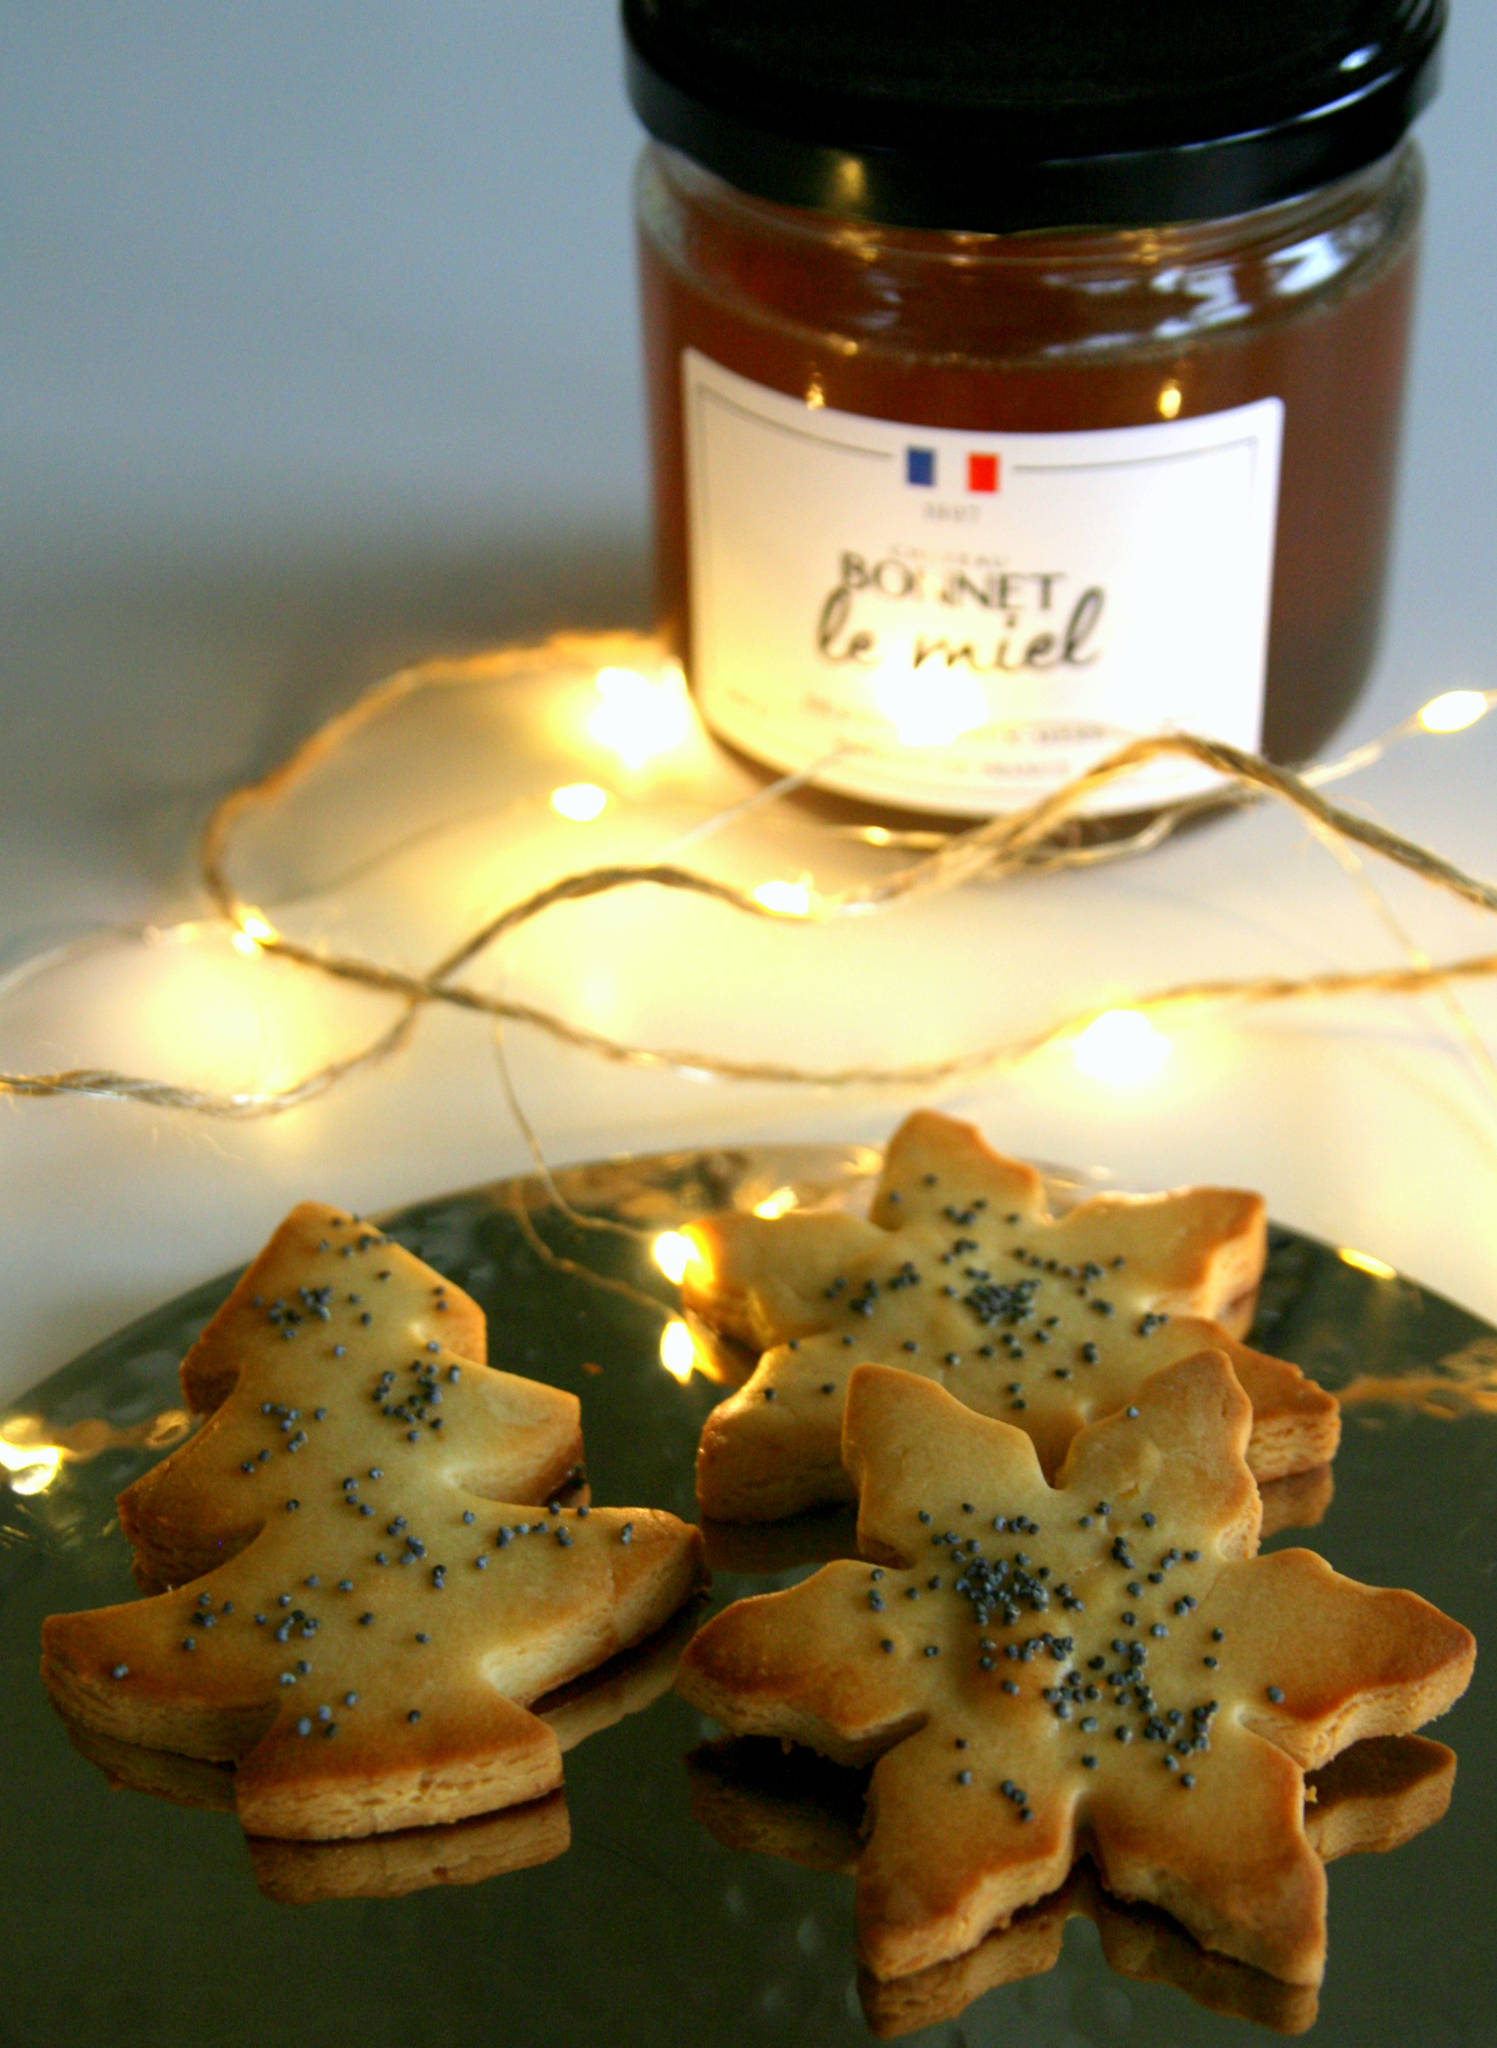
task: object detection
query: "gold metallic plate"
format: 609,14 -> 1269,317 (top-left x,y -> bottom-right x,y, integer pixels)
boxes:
2,1146 -> 1492,2046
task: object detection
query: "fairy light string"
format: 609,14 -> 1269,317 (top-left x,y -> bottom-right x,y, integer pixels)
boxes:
1,640 -> 1495,1119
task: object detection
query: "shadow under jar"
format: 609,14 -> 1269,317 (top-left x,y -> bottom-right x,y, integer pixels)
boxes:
626,0 -> 1445,831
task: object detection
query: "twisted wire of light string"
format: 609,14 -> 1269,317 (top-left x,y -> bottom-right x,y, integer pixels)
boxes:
3,653 -> 1496,1118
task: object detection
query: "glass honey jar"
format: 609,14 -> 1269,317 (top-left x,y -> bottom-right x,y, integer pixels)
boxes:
624,0 -> 1445,819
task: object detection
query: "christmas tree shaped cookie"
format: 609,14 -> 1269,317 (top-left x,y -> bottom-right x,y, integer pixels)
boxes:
43,1204 -> 705,1839
678,1356 -> 1472,1985
684,1111 -> 1339,1519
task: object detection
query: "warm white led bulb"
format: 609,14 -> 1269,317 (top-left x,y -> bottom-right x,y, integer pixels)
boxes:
751,879 -> 813,917
1071,1008 -> 1171,1085
591,666 -> 692,767
1418,689 -> 1488,735
551,782 -> 609,821
231,913 -> 275,957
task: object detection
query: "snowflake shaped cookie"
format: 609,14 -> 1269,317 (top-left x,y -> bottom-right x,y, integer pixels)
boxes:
678,1355 -> 1472,1984
684,1111 -> 1339,1519
43,1204 -> 705,1839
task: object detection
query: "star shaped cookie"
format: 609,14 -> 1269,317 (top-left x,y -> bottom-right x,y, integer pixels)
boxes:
42,1204 -> 705,1839
683,1111 -> 1339,1519
677,1355 -> 1472,1985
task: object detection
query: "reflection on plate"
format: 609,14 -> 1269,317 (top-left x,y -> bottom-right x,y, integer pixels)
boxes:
686,1733 -> 1456,2040
58,1607 -> 696,1904
2,1146 -> 1492,2048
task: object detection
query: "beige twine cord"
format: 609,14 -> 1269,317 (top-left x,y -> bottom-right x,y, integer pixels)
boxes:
3,644 -> 1496,1120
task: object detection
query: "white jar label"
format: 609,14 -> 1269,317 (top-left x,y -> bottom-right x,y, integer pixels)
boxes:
682,349 -> 1283,816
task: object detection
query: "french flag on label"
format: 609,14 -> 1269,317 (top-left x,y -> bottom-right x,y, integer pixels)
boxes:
905,448 -> 1000,492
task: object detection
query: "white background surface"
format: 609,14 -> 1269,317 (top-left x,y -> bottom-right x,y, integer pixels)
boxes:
3,4 -> 1496,1401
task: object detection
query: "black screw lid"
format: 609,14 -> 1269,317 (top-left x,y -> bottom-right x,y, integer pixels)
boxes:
622,0 -> 1444,231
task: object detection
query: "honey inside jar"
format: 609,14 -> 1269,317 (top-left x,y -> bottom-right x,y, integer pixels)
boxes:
624,1 -> 1444,825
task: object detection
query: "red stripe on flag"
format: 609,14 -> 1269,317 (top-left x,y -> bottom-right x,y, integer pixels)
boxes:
967,453 -> 999,493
